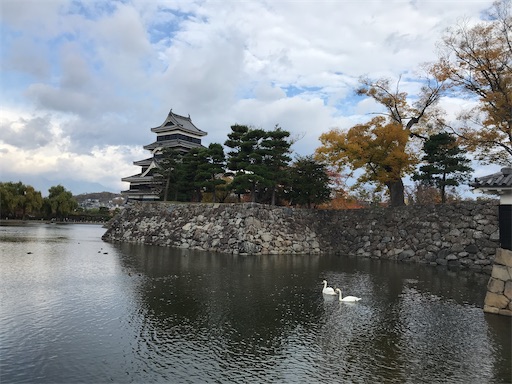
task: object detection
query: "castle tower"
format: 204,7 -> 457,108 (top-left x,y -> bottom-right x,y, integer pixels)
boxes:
121,109 -> 207,201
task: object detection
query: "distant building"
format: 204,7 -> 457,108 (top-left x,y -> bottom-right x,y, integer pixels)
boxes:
471,167 -> 512,251
121,109 -> 207,201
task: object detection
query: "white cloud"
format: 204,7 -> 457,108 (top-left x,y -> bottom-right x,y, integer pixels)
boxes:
0,0 -> 500,195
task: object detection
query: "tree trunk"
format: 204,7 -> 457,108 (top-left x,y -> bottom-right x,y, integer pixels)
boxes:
386,179 -> 405,207
163,175 -> 170,202
441,173 -> 446,203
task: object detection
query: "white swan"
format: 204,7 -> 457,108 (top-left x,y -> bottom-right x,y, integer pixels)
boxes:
335,288 -> 361,302
322,280 -> 337,295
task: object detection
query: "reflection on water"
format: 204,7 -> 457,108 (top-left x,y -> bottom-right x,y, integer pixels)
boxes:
0,223 -> 510,383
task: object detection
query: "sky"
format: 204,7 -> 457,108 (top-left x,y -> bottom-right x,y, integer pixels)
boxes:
0,0 -> 500,197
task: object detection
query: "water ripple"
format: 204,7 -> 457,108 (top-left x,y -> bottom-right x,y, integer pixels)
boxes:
1,224 -> 510,383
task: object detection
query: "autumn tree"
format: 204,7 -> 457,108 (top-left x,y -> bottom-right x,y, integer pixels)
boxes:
316,75 -> 445,206
413,132 -> 473,203
318,168 -> 362,209
435,0 -> 512,165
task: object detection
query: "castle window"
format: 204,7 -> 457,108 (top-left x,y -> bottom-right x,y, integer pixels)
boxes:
157,134 -> 201,144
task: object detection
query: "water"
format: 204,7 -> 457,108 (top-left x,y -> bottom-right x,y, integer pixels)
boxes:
0,223 -> 510,383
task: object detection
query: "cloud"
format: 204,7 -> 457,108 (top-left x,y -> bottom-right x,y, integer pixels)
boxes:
0,0 -> 499,195
0,114 -> 55,149
0,0 -> 68,34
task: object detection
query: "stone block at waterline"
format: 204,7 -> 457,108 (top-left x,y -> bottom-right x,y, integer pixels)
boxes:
484,248 -> 512,316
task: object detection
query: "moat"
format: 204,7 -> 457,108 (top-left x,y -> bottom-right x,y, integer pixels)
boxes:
1,223 -> 510,383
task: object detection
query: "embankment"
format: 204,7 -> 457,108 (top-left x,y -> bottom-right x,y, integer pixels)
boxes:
102,200 -> 500,274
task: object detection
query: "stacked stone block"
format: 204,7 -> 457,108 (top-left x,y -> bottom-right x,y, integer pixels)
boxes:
103,201 -> 499,273
484,248 -> 512,316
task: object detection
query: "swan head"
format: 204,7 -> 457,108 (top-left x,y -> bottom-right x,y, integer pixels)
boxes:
335,288 -> 341,293
322,280 -> 327,284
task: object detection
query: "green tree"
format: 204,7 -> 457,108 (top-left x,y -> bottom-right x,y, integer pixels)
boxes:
21,185 -> 43,219
0,182 -> 18,218
225,125 -> 267,203
195,143 -> 226,203
45,185 -> 77,219
225,124 -> 293,204
261,126 -> 292,205
413,132 -> 473,203
435,0 -> 512,165
287,156 -> 331,208
0,182 -> 43,219
181,147 -> 207,202
155,148 -> 184,201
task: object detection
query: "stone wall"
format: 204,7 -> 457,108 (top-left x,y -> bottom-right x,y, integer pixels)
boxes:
102,200 -> 500,274
317,201 -> 500,274
103,203 -> 324,255
484,248 -> 512,316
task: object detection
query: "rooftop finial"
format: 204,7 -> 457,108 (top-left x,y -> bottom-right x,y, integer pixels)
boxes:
169,108 -> 173,115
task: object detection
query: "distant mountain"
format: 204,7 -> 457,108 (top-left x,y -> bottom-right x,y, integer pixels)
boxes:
0,172 -> 117,197
74,192 -> 125,205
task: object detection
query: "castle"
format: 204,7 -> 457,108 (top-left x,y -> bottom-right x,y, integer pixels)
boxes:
121,109 -> 207,201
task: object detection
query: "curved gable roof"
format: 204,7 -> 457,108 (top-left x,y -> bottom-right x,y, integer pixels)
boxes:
151,109 -> 207,136
471,167 -> 512,193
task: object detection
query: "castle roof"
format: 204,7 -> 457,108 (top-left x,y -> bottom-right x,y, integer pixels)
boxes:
143,139 -> 203,151
133,157 -> 154,166
151,109 -> 207,136
471,167 -> 512,194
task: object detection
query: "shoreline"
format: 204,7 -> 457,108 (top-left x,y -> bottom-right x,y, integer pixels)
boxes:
0,219 -> 106,225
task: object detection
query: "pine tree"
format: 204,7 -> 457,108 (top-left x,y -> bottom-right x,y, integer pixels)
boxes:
195,143 -> 226,203
225,125 -> 267,203
413,132 -> 473,203
181,147 -> 207,202
261,126 -> 292,205
155,148 -> 184,201
287,156 -> 331,208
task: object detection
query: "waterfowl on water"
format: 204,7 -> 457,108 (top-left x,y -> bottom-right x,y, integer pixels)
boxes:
335,288 -> 361,302
322,280 -> 336,295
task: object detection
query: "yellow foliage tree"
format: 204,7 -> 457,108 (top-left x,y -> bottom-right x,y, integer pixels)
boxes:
316,75 -> 444,207
317,117 -> 417,206
435,0 -> 512,165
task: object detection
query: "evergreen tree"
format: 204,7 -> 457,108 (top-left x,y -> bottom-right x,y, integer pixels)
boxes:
195,143 -> 226,203
181,147 -> 207,202
225,125 -> 267,203
225,124 -> 293,204
287,156 -> 331,208
155,148 -> 184,201
261,126 -> 292,205
413,132 -> 473,203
